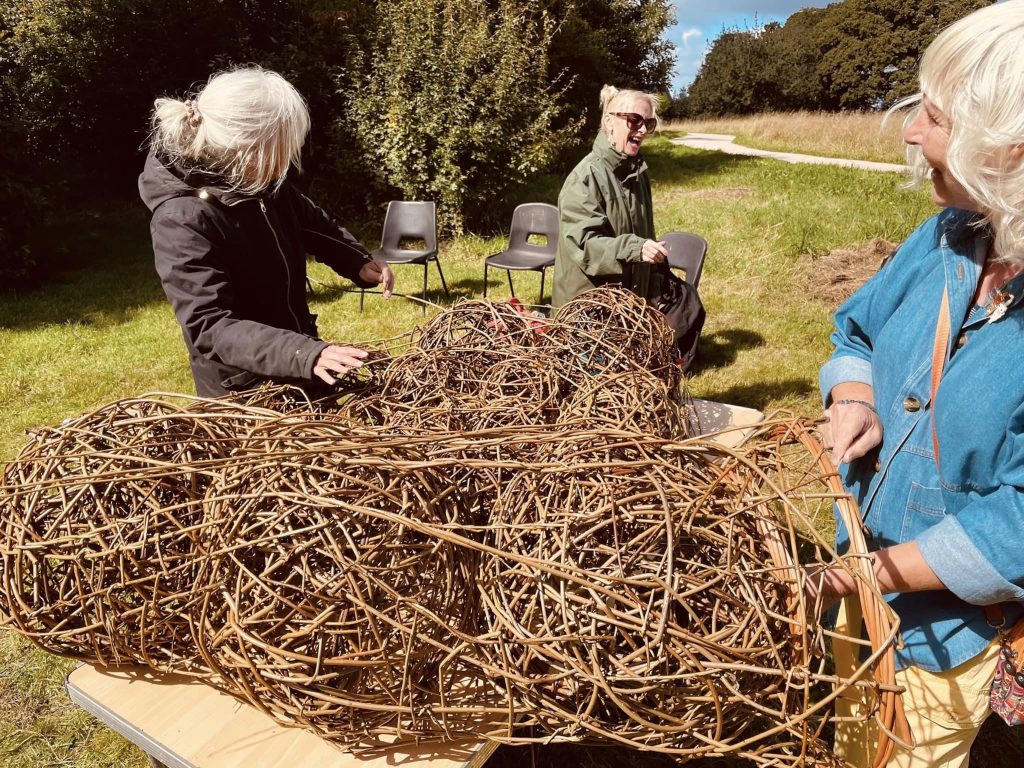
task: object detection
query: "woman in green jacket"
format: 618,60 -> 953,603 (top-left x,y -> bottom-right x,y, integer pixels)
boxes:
554,85 -> 704,366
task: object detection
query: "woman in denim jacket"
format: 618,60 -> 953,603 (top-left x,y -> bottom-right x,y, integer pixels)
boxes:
814,3 -> 1024,764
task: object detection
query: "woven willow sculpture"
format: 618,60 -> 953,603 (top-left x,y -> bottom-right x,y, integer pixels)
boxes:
0,288 -> 906,767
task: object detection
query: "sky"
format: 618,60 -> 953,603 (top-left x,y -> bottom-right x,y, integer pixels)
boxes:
669,1 -> 834,91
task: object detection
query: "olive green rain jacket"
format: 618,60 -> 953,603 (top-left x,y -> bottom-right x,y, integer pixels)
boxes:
552,131 -> 657,307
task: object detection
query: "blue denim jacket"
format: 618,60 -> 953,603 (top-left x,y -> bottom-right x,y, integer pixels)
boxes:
820,208 -> 1024,672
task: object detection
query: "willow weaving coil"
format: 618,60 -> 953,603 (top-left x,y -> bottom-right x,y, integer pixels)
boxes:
0,287 -> 904,766
336,286 -> 687,436
0,396 -> 280,670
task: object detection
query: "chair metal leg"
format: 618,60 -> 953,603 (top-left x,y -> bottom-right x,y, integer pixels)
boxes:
539,267 -> 546,306
483,262 -> 489,298
506,269 -> 515,297
422,262 -> 428,314
359,287 -> 365,312
434,257 -> 450,298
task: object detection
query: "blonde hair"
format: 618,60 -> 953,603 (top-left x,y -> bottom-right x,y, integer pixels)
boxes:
599,84 -> 661,134
890,0 -> 1024,262
149,66 -> 310,195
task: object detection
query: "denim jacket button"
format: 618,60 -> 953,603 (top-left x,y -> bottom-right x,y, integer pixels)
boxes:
957,333 -> 968,348
874,457 -> 882,472
904,396 -> 922,412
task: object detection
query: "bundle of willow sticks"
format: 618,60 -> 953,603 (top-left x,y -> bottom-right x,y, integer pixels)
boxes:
0,288 -> 903,767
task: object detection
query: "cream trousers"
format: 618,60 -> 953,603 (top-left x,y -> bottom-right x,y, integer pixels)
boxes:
833,597 -> 1000,768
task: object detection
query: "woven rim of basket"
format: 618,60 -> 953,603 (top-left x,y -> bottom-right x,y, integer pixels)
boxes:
787,422 -> 913,768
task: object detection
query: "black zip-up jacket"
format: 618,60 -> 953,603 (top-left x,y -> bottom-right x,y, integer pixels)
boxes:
139,150 -> 375,397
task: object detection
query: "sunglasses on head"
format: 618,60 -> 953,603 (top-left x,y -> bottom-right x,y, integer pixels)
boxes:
611,112 -> 657,132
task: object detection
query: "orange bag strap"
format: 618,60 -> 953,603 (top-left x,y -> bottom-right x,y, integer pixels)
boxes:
930,288 -> 951,465
934,289 -> 1014,633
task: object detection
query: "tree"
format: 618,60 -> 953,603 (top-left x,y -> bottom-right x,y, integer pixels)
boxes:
0,0 -> 679,284
687,28 -> 772,116
542,0 -> 676,129
0,0 -> 366,286
811,0 -> 994,109
761,10 -> 829,111
660,86 -> 690,122
347,0 -> 580,234
0,0 -> 365,190
685,0 -> 995,116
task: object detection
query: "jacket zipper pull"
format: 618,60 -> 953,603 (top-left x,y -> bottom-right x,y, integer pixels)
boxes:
259,199 -> 267,213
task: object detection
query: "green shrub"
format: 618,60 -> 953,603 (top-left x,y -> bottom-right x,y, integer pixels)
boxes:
0,0 -> 366,287
0,0 -> 365,190
0,72 -> 47,291
346,0 -> 582,234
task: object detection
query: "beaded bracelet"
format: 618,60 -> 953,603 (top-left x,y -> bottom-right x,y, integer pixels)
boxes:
837,398 -> 878,415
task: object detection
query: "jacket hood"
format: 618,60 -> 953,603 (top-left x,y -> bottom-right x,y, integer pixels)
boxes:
592,131 -> 645,181
139,150 -> 250,212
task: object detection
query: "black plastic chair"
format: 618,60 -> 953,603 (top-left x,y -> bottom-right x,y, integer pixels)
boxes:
364,201 -> 448,312
661,231 -> 708,288
483,203 -> 558,305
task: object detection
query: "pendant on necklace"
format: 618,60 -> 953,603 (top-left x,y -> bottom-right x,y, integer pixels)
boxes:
986,289 -> 1014,323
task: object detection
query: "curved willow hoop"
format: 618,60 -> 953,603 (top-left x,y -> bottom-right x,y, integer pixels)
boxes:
0,288 -> 909,766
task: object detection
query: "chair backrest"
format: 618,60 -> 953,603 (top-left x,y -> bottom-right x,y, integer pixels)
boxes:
506,203 -> 559,257
380,201 -> 437,253
662,231 -> 708,288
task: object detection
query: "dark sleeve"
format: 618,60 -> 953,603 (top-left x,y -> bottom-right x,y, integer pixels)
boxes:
295,192 -> 376,287
152,199 -> 328,380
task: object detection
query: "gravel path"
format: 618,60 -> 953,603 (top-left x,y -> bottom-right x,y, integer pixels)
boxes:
672,132 -> 909,173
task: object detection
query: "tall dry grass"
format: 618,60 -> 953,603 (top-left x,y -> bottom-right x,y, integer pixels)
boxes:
663,111 -> 908,165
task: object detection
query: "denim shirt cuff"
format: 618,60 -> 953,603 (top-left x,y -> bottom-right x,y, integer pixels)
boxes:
917,516 -> 1024,605
818,356 -> 873,407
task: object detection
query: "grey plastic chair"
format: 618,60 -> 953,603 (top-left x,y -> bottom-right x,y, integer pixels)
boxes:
661,231 -> 708,288
483,203 -> 558,305
364,200 -> 448,312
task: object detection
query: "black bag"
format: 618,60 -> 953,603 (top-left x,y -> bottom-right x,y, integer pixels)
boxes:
629,264 -> 706,370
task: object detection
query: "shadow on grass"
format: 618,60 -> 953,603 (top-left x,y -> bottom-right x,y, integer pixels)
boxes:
702,378 -> 816,412
447,276 -> 552,306
645,139 -> 758,191
972,717 -> 1024,767
310,269 -> 479,310
690,328 -> 765,373
485,713 -> 1024,768
0,206 -> 167,332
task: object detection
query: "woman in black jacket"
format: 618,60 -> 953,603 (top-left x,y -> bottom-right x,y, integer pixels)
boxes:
139,66 -> 393,397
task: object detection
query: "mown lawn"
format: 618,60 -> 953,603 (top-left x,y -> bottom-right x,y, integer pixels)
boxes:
4,134 -> 1021,766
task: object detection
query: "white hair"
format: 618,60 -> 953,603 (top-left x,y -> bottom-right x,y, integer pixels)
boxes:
149,66 -> 310,195
599,84 -> 661,133
890,0 -> 1024,263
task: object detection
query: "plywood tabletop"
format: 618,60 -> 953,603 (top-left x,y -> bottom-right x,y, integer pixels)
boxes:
67,665 -> 498,768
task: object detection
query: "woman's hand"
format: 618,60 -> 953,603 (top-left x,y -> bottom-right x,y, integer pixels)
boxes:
822,400 -> 883,465
821,383 -> 883,465
640,239 -> 669,264
803,564 -> 856,614
313,345 -> 368,384
359,259 -> 394,298
803,544 -> 944,614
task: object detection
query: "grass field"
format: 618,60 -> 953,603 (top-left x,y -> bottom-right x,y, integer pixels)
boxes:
2,126 -> 1021,766
664,110 -> 909,165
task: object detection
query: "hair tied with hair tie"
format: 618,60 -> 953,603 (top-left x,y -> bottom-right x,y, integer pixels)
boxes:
184,99 -> 202,128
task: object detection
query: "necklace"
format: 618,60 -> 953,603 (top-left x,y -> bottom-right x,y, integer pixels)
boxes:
970,262 -> 1019,324
968,286 -> 1014,324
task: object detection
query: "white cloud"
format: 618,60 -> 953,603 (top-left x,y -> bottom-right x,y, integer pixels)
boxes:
674,27 -> 708,92
681,27 -> 703,48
